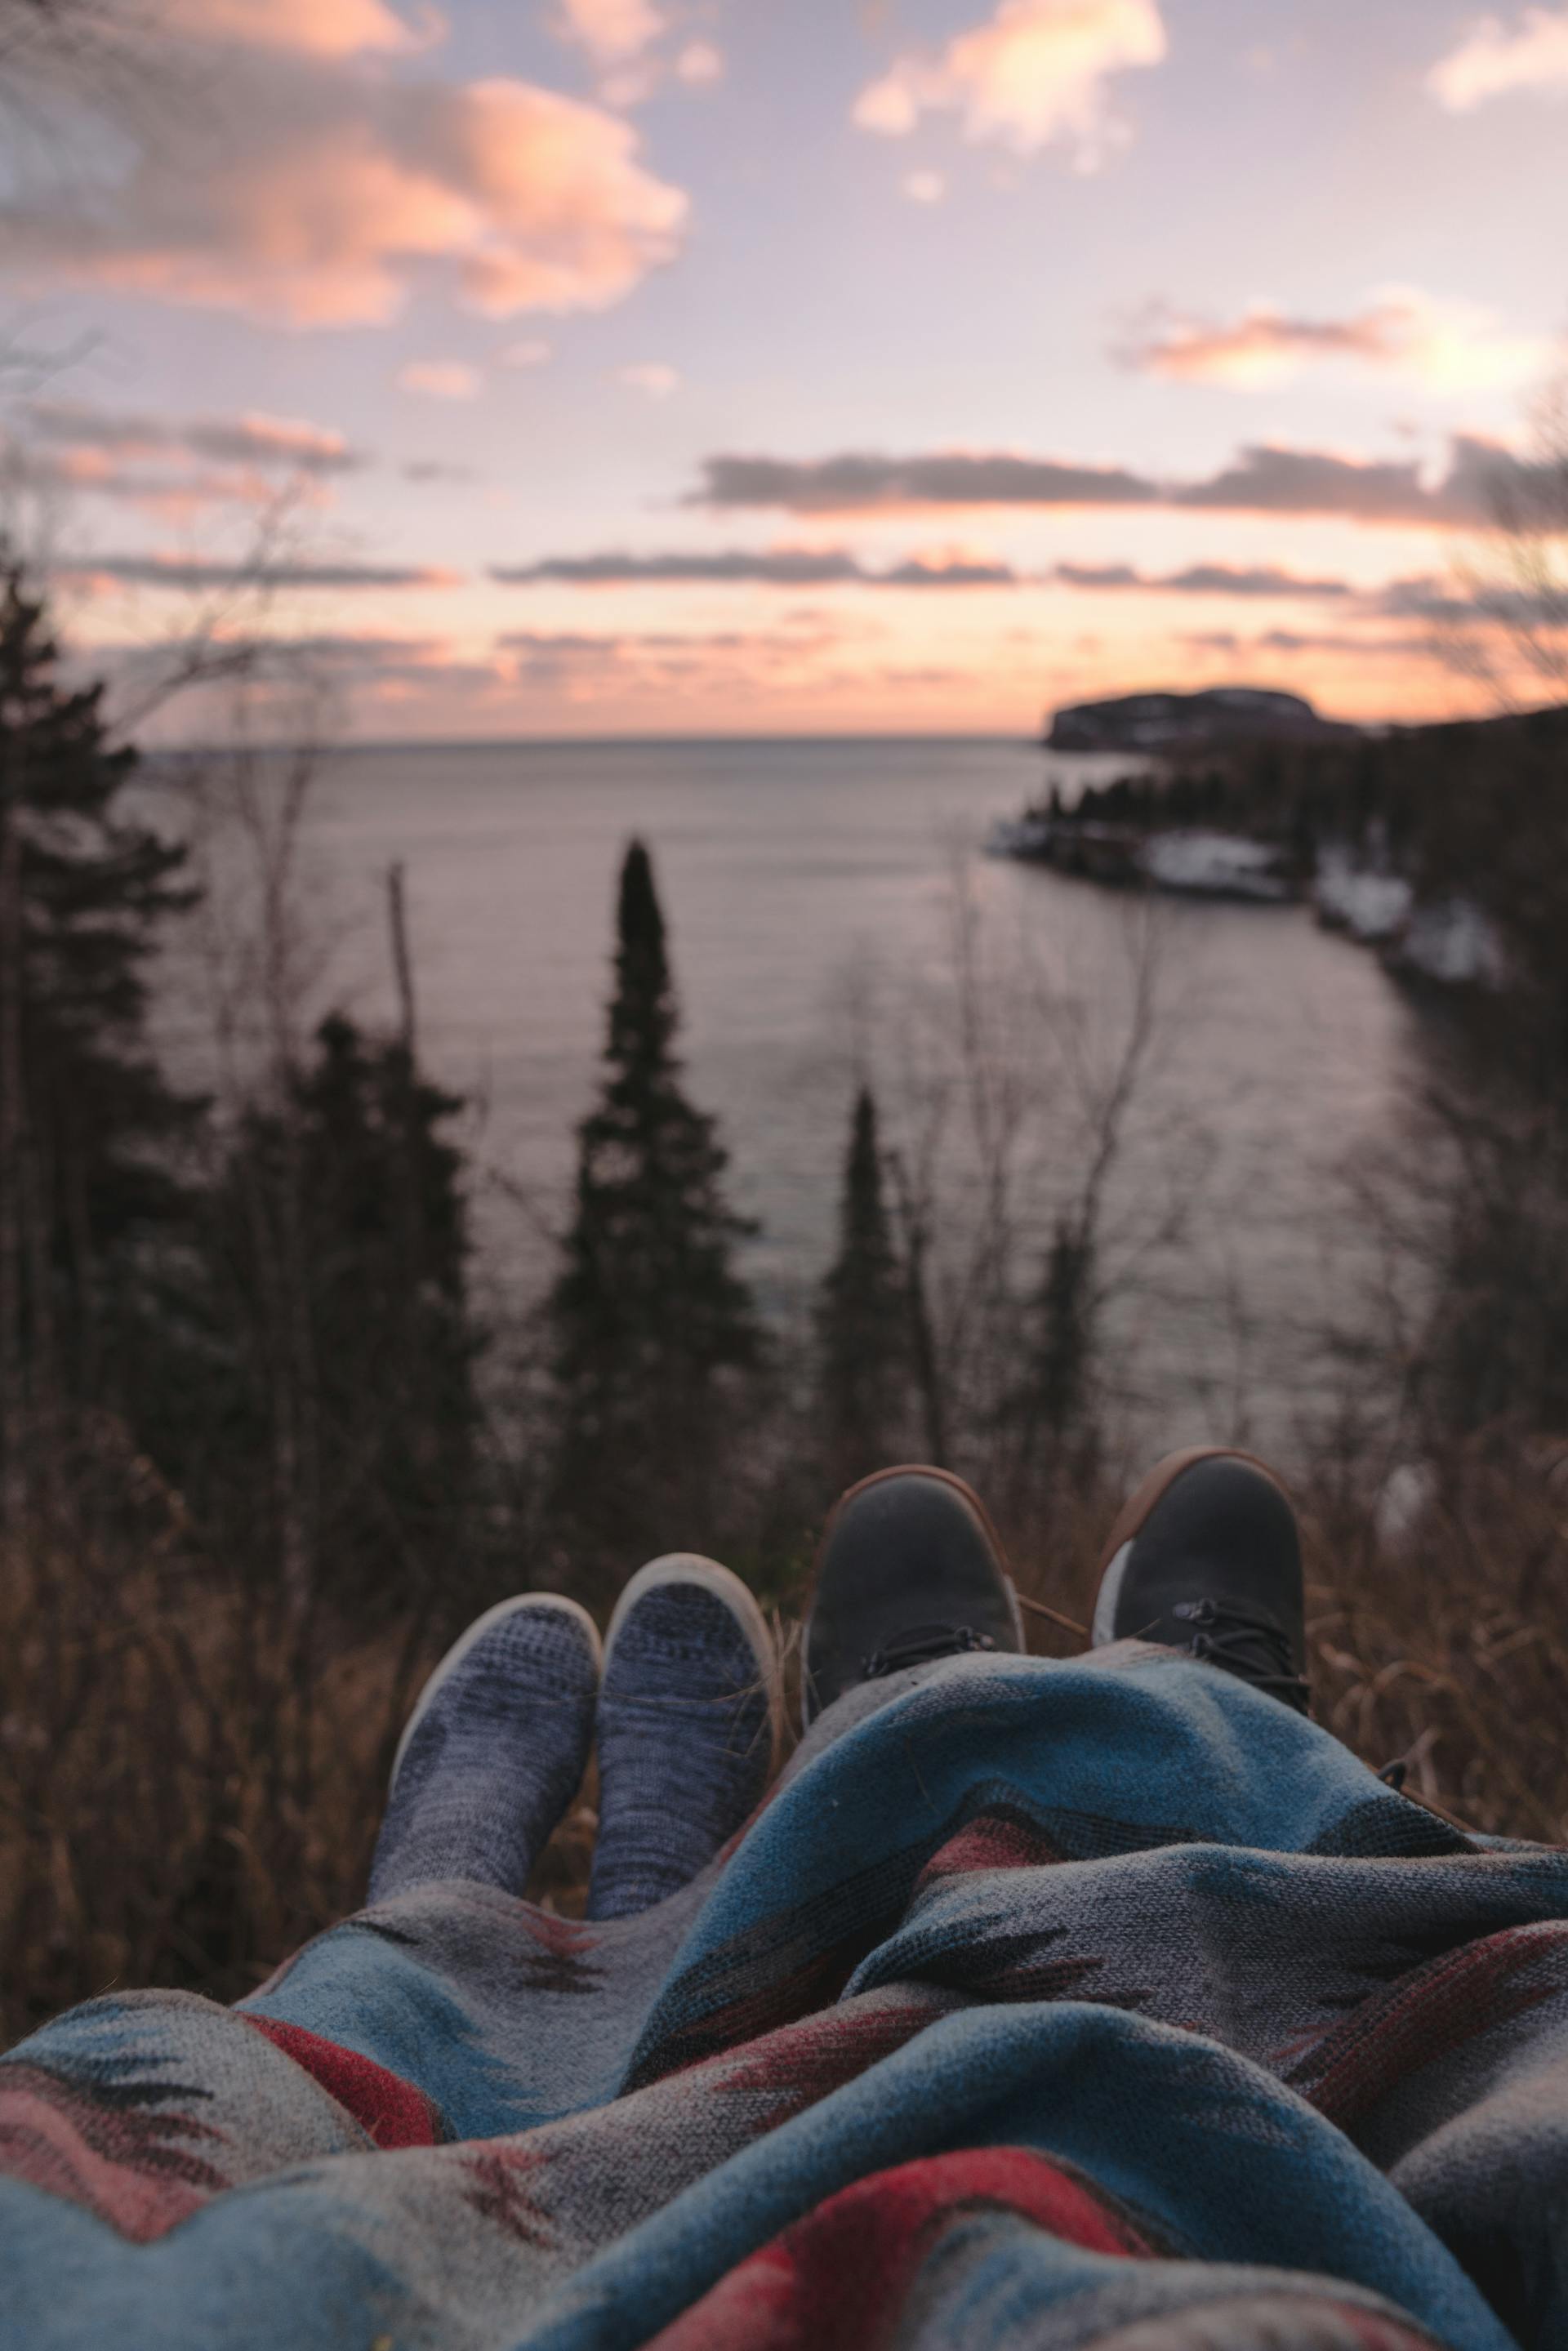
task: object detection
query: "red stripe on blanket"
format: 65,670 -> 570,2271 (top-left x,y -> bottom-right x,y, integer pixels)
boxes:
1288,1920 -> 1568,2126
243,2017 -> 441,2148
915,1810 -> 1065,1889
648,2144 -> 1152,2349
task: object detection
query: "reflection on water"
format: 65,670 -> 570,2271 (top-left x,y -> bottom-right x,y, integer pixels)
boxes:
154,736 -> 1424,1456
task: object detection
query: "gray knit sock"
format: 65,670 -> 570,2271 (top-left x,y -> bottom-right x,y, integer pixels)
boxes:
587,1556 -> 778,1921
370,1596 -> 601,1902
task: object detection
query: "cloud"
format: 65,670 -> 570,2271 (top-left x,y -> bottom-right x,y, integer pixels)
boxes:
684,435 -> 1517,528
1183,627 -> 1414,659
6,404 -> 372,519
152,0 -> 440,58
675,41 -> 724,84
852,0 -> 1167,163
490,620 -> 871,679
491,547 -> 1020,586
1170,439 -> 1490,523
496,549 -> 866,585
1122,289 -> 1549,392
61,554 -> 460,590
1162,563 -> 1350,597
884,554 -> 1017,584
153,621 -> 879,712
691,450 -> 1156,510
1428,7 -> 1568,108
903,170 -> 947,203
619,361 -> 680,396
556,0 -> 666,66
1052,561 -> 1352,597
501,339 -> 553,367
1,62 -> 688,327
25,400 -> 364,473
398,360 -> 483,399
1051,562 -> 1141,587
1373,573 -> 1568,626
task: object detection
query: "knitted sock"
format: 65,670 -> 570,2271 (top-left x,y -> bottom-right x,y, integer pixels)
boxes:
369,1596 -> 600,1903
586,1556 -> 778,1921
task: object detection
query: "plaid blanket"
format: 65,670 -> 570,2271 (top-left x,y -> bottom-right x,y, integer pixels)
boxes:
3,1644 -> 1566,2349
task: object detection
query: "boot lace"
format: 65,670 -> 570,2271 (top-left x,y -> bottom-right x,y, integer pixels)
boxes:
860,1623 -> 999,1681
1171,1597 -> 1310,1712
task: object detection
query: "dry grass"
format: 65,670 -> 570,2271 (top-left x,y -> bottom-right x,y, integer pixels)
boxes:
0,1529 -> 429,2042
5,1440 -> 1566,2044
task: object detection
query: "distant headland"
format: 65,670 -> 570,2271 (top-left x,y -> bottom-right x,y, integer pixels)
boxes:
1045,686 -> 1361,755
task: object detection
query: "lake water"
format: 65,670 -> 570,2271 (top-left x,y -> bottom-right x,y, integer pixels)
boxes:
156,735 -> 1425,1459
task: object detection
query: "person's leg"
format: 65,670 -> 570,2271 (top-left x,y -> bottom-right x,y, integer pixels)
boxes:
1089,1447 -> 1310,1712
238,1591 -> 608,2137
587,1555 -> 781,1921
800,1463 -> 1026,1725
367,1592 -> 601,1900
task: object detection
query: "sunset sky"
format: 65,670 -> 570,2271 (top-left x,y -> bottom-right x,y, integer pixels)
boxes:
5,0 -> 1567,735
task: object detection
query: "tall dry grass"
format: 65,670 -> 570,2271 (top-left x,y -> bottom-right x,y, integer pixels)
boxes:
0,1505 -> 433,2042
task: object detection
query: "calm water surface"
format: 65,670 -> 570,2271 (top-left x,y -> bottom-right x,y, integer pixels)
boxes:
162,736 -> 1424,1454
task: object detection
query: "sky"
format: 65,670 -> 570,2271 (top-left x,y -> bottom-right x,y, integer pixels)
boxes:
3,0 -> 1566,737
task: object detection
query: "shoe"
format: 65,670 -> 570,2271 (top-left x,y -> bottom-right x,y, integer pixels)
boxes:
1091,1448 -> 1310,1713
801,1466 -> 1025,1725
586,1556 -> 782,1921
368,1594 -> 601,1901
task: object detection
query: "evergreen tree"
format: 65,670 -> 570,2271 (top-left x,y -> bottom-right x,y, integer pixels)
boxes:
154,1013 -> 482,1619
1030,1220 -> 1097,1440
815,1084 -> 907,1488
546,839 -> 759,1574
1003,1217 -> 1098,1510
0,565 -> 199,1502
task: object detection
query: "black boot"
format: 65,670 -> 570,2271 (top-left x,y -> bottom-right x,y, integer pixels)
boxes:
1091,1448 -> 1310,1712
801,1466 -> 1025,1725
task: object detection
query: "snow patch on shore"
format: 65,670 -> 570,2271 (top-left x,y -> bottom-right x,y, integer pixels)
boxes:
1392,897 -> 1507,986
1313,853 -> 1414,945
1142,831 -> 1293,899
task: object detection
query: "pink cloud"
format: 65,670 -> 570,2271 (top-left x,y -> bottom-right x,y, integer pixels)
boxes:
618,361 -> 679,396
398,360 -> 483,399
153,0 -> 441,58
675,41 -> 724,84
853,0 -> 1167,163
61,556 -> 461,590
555,0 -> 666,66
1121,290 -> 1550,391
1428,7 -> 1568,108
27,400 -> 362,471
2,69 -> 688,327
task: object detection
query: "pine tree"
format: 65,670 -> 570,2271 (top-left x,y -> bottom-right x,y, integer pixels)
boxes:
996,1214 -> 1100,1525
0,565 -> 199,1506
815,1084 -> 907,1488
1030,1219 -> 1096,1440
546,839 -> 759,1574
156,1013 -> 482,1618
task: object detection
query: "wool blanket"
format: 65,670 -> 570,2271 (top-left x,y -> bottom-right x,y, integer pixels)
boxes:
2,1642 -> 1566,2350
